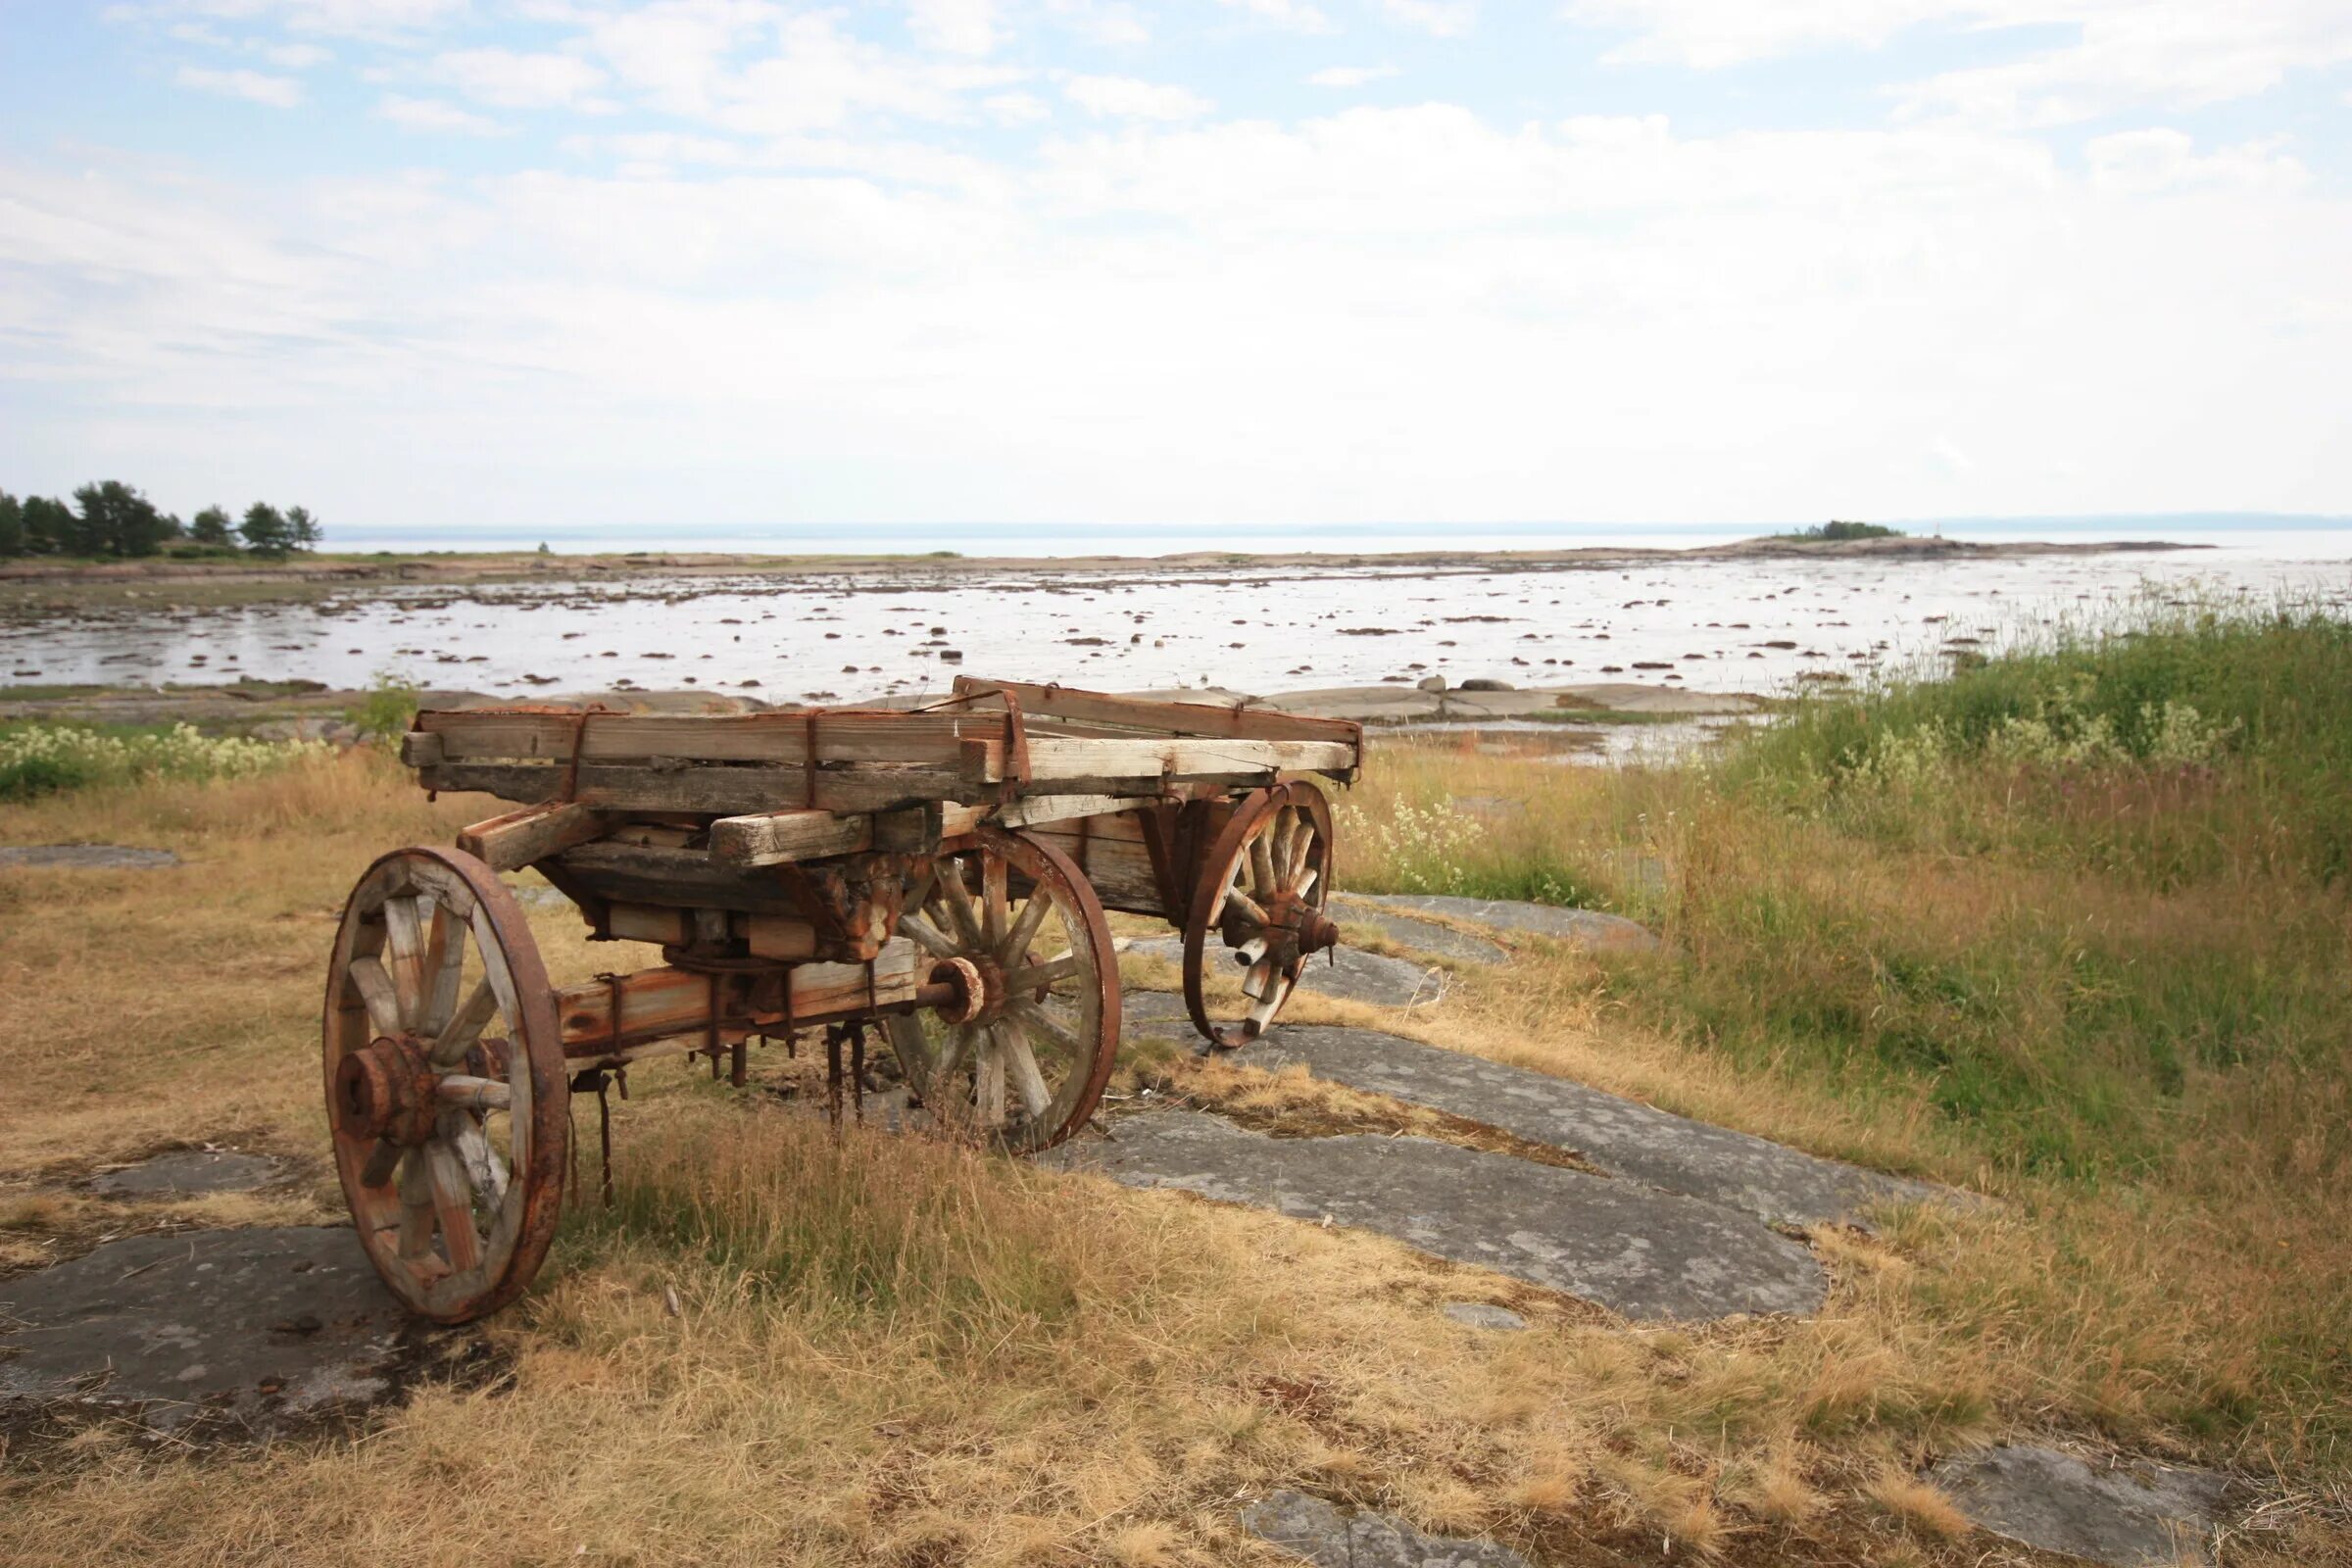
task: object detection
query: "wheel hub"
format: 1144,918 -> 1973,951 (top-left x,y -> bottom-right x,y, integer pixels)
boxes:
333,1035 -> 439,1147
1255,890 -> 1340,958
927,956 -> 989,1025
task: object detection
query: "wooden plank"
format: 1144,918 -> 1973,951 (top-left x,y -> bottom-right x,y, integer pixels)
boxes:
400,731 -> 444,767
1021,825 -> 1167,917
555,941 -> 924,1053
1024,737 -> 1356,784
456,801 -> 612,873
954,676 -> 1364,745
420,760 -> 991,815
606,904 -> 690,945
416,709 -> 1010,771
552,841 -> 806,915
706,795 -> 1150,869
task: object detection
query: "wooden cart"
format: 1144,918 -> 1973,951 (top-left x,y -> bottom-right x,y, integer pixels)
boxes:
322,677 -> 1363,1321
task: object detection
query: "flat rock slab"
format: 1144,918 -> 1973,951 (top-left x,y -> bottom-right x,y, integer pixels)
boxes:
0,844 -> 179,870
1342,894 -> 1660,955
1058,1108 -> 1825,1321
1442,1302 -> 1529,1331
1929,1446 -> 2231,1567
1333,904 -> 1509,966
0,1227 -> 412,1432
1245,1489 -> 1532,1567
1249,1026 -> 1950,1230
1130,937 -> 1447,1009
89,1150 -> 283,1196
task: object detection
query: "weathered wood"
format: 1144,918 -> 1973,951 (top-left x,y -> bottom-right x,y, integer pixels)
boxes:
1024,737 -> 1356,783
746,913 -> 819,960
552,841 -> 805,915
555,941 -> 924,1053
707,795 -> 1150,870
605,904 -> 691,946
954,676 -> 1363,745
457,801 -> 612,873
421,760 -> 989,815
1020,824 -> 1167,917
416,709 -> 1009,771
400,731 -> 445,767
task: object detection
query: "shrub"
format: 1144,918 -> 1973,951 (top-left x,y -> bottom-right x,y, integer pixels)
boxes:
0,723 -> 329,801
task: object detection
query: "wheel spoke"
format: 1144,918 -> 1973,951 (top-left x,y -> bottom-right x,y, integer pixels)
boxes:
937,859 -> 985,949
974,1030 -> 1007,1126
1286,816 -> 1316,886
348,956 -> 405,1038
1248,971 -> 1295,1030
417,898 -> 467,1036
898,910 -> 958,960
450,1118 -> 510,1207
430,978 -> 500,1067
1249,828 -> 1278,899
1000,887 -> 1054,964
999,1022 -> 1054,1117
1005,999 -> 1082,1060
1224,888 -> 1270,928
424,1143 -> 483,1271
360,1136 -> 404,1189
981,855 -> 1008,947
1008,953 -> 1080,992
396,1150 -> 437,1260
383,895 -> 428,1024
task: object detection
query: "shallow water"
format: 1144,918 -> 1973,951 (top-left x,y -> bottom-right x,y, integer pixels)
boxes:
8,541 -> 2348,706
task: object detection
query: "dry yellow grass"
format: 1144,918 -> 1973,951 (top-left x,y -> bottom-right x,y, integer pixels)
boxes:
1,747 -> 2345,1565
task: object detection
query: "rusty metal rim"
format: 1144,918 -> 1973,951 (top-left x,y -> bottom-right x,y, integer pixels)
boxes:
1180,781 -> 1336,1051
322,844 -> 568,1325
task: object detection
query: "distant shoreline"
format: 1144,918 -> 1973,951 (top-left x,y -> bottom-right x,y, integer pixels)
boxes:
0,533 -> 2210,602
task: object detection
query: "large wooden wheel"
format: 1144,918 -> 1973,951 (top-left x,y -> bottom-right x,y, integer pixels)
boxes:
323,846 -> 567,1324
884,829 -> 1119,1153
1183,781 -> 1339,1049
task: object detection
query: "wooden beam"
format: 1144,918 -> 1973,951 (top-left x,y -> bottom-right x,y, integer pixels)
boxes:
420,760 -> 990,815
555,941 -> 925,1054
416,709 -> 1010,771
953,676 -> 1364,745
456,801 -> 612,872
1024,737 -> 1357,783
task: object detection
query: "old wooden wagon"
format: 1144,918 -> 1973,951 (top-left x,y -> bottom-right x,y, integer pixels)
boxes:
322,677 -> 1363,1320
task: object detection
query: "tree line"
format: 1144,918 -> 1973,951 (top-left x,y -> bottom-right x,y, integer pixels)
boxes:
0,481 -> 322,560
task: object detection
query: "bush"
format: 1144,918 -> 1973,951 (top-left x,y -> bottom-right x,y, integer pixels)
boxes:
0,722 -> 329,801
1778,520 -> 1904,542
347,670 -> 421,741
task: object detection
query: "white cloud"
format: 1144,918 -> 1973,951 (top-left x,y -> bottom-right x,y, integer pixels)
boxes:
985,90 -> 1051,123
175,65 -> 304,107
1309,65 -> 1399,87
1065,74 -> 1212,121
261,42 -> 332,68
716,15 -> 1024,134
1044,0 -> 1150,48
377,94 -> 505,136
2086,128 -> 2306,195
1383,0 -> 1476,37
1566,1 -> 2352,127
907,0 -> 1000,56
432,48 -> 609,111
1216,0 -> 1334,34
125,0 -> 466,40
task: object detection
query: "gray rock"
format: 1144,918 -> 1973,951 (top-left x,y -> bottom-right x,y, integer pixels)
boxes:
1332,904 -> 1509,966
1455,678 -> 1515,692
89,1150 -> 282,1196
1056,1109 -> 1826,1321
1243,1488 -> 1532,1567
1929,1446 -> 2231,1567
1342,894 -> 1659,955
1441,1301 -> 1528,1331
0,1228 -> 415,1432
1130,937 -> 1448,1010
0,844 -> 179,870
1249,1026 -> 1952,1230
1416,674 -> 1448,693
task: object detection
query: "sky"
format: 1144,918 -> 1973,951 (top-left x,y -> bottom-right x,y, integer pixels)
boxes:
1,0 -> 2349,542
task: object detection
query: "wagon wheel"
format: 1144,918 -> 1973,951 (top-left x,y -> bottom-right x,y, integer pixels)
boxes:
884,829 -> 1119,1154
323,846 -> 567,1324
1184,781 -> 1340,1050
